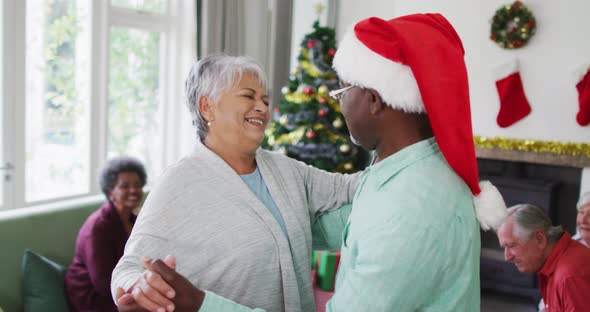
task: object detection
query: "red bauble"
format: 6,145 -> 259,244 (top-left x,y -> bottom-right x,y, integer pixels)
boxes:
273,106 -> 279,113
304,87 -> 313,95
305,130 -> 316,139
318,97 -> 327,104
307,40 -> 316,48
327,48 -> 336,56
318,107 -> 329,117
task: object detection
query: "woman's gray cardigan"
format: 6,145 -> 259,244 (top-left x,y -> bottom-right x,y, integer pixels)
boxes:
111,140 -> 359,312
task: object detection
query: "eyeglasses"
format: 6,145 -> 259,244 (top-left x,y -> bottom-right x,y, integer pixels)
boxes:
328,85 -> 356,101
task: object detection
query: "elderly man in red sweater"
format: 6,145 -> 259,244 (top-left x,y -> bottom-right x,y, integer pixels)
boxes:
497,203 -> 590,311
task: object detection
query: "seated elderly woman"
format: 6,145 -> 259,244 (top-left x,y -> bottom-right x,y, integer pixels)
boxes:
111,54 -> 360,312
65,156 -> 146,312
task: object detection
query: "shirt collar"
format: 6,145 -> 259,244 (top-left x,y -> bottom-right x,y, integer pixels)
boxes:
365,137 -> 440,188
539,231 -> 572,277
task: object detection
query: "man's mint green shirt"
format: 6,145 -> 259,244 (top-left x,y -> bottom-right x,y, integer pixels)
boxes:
326,138 -> 481,311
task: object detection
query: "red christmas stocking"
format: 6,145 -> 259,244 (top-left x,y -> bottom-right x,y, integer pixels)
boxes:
494,59 -> 531,128
575,64 -> 590,126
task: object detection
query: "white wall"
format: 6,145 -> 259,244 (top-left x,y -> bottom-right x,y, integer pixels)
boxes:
336,0 -> 590,143
335,0 -> 590,194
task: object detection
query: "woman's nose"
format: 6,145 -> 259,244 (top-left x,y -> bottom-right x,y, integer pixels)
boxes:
255,101 -> 268,113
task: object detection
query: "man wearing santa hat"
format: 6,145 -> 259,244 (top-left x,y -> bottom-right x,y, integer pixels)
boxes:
324,13 -> 507,311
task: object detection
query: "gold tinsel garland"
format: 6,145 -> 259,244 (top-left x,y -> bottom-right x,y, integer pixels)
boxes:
474,136 -> 590,157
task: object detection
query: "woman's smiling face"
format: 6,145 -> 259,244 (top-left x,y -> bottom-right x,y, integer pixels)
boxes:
207,73 -> 270,149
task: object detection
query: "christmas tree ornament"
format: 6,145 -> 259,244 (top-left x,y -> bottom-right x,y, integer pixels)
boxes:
328,48 -> 336,56
307,40 -> 316,49
305,129 -> 316,139
318,85 -> 329,95
279,115 -> 289,126
343,162 -> 353,171
318,97 -> 328,104
332,118 -> 343,129
318,107 -> 329,117
494,58 -> 531,128
281,86 -> 289,94
304,87 -> 314,95
339,144 -> 351,154
575,62 -> 590,126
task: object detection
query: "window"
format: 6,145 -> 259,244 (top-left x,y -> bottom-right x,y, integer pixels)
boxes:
1,0 -> 196,209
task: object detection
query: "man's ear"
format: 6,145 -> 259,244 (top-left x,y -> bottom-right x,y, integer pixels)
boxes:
535,229 -> 548,247
199,96 -> 214,122
367,89 -> 386,116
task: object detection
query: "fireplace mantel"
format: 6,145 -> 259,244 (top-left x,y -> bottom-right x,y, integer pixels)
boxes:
476,147 -> 590,168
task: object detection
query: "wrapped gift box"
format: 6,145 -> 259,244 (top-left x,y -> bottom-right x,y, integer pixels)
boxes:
312,250 -> 341,291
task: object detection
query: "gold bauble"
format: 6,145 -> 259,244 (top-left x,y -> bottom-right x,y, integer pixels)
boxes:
291,67 -> 300,75
318,85 -> 329,95
279,115 -> 289,125
343,162 -> 353,171
332,118 -> 343,129
339,144 -> 351,153
521,33 -> 527,39
514,17 -> 520,23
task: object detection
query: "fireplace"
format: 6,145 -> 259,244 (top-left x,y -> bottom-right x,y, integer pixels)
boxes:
477,158 -> 583,300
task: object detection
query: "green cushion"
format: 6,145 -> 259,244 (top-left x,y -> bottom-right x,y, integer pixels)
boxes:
21,249 -> 70,312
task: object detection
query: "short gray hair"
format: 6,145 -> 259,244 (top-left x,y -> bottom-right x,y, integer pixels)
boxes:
184,54 -> 268,141
501,204 -> 564,243
577,191 -> 590,211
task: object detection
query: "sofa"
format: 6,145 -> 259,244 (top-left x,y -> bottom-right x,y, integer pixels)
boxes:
0,196 -> 102,312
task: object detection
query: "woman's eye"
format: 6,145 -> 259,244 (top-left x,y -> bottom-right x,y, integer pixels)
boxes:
242,94 -> 255,99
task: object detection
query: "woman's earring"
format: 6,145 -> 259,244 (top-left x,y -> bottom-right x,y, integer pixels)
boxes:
207,121 -> 212,126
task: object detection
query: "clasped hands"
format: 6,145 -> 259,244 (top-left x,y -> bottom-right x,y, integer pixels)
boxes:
116,255 -> 205,312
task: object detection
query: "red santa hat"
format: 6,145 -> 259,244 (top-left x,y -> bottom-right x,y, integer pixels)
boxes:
333,13 -> 506,230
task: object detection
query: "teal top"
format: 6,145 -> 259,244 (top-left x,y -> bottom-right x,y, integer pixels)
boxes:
326,137 -> 481,311
240,167 -> 288,238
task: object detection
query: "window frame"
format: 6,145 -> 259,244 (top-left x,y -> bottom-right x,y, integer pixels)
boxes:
1,0 -> 196,210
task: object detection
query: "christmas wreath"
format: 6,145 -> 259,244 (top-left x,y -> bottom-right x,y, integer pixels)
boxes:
490,1 -> 536,49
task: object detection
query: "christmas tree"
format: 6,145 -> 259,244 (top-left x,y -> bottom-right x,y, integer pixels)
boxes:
263,20 -> 366,173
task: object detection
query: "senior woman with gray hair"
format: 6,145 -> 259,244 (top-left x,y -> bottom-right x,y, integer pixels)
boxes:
111,54 -> 359,312
497,203 -> 590,312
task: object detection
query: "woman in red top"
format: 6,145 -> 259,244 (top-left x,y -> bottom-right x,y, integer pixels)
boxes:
65,156 -> 146,312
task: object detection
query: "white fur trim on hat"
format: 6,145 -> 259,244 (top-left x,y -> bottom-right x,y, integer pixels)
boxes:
474,181 -> 507,231
333,27 -> 426,114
